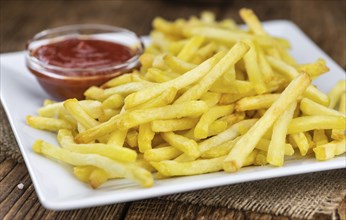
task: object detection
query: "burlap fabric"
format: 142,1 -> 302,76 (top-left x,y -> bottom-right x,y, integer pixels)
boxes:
1,103 -> 345,219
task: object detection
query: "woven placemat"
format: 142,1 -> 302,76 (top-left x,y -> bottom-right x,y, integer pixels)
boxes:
1,102 -> 345,219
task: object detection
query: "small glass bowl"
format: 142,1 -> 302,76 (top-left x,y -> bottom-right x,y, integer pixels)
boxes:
26,24 -> 144,100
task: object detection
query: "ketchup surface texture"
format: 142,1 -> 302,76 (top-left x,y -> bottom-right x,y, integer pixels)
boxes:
28,38 -> 138,100
33,38 -> 134,74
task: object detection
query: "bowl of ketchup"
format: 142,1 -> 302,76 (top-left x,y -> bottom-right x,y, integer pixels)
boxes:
26,24 -> 144,100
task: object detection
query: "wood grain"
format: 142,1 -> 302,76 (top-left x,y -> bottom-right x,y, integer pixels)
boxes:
0,0 -> 345,219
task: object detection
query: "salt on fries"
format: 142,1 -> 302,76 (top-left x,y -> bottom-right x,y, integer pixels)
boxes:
27,9 -> 345,188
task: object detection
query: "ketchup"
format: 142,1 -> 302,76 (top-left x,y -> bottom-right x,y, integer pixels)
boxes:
33,38 -> 134,74
27,38 -> 139,100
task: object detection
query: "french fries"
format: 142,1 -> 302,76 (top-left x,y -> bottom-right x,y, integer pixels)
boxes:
27,9 -> 345,189
223,73 -> 311,172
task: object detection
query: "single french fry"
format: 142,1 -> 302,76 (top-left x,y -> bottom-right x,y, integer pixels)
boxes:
58,129 -> 137,162
313,138 -> 346,160
153,17 -> 183,36
243,149 -> 258,167
102,82 -> 155,100
328,80 -> 346,109
182,120 -> 228,140
254,151 -> 267,166
101,72 -> 143,88
151,54 -> 169,70
144,146 -> 182,162
200,11 -> 215,23
257,47 -> 274,83
102,94 -> 124,109
240,8 -> 266,34
175,42 -> 250,103
313,130 -> 329,146
146,68 -> 178,83
38,101 -> 66,117
33,140 -> 153,187
26,116 -> 75,131
126,130 -> 139,148
140,53 -> 154,69
220,112 -> 246,126
300,98 -> 345,117
138,123 -> 155,153
207,120 -> 229,136
305,131 -> 316,150
297,59 -> 329,78
267,102 -> 296,166
107,129 -> 128,146
135,158 -> 156,172
200,92 -> 221,107
43,99 -> 55,106
118,101 -> 208,129
151,156 -> 225,177
163,54 -> 196,74
151,118 -> 198,132
223,73 -> 310,172
235,94 -> 280,111
194,105 -> 234,139
289,133 -> 310,156
74,166 -> 95,182
88,168 -> 109,189
243,40 -> 266,94
161,132 -> 199,158
40,100 -> 103,119
64,99 -> 99,129
177,36 -> 205,62
287,115 -> 346,134
219,91 -> 257,105
183,26 -> 254,45
210,80 -> 254,94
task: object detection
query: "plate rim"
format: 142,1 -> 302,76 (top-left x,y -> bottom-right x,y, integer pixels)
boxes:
1,19 -> 345,210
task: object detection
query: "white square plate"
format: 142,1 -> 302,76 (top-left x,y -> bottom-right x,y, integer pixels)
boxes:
1,20 -> 345,210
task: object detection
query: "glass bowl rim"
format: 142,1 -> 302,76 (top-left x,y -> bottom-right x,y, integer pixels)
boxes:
26,24 -> 144,80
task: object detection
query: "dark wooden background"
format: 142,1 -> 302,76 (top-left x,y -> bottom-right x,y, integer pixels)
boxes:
1,0 -> 345,219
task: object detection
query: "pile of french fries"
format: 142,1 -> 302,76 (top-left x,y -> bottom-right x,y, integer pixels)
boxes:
27,9 -> 346,188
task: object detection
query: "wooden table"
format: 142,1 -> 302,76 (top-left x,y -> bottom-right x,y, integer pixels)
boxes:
1,0 -> 345,219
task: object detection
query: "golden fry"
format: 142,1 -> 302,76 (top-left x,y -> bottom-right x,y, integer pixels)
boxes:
58,129 -> 137,162
267,102 -> 296,166
288,115 -> 346,134
26,116 -> 74,131
138,123 -> 155,153
161,132 -> 199,158
119,101 -> 208,129
235,94 -> 279,111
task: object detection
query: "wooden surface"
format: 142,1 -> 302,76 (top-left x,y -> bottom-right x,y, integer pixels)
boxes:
1,0 -> 345,219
